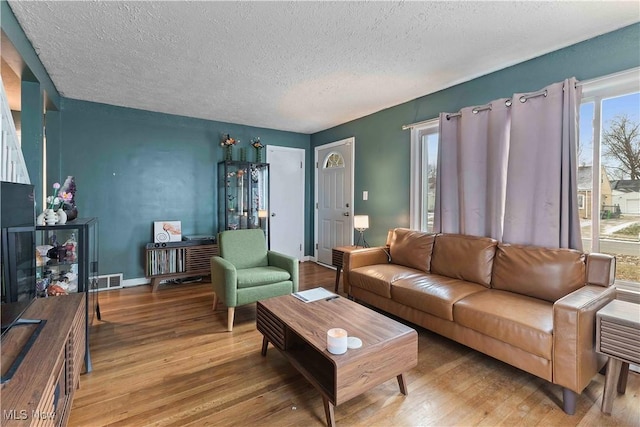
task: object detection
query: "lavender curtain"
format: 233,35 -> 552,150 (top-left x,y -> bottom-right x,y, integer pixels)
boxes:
434,78 -> 582,250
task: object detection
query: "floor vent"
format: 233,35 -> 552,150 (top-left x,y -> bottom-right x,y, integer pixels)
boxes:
95,274 -> 123,291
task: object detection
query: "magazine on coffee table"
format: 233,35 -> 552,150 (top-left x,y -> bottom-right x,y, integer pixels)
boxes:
292,287 -> 338,303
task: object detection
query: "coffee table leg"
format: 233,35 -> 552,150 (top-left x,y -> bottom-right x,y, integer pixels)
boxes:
261,336 -> 269,356
397,373 -> 408,395
322,396 -> 336,427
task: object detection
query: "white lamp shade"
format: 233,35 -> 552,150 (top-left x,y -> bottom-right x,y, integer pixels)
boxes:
354,215 -> 369,230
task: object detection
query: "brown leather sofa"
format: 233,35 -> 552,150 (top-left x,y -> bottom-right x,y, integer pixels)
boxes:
343,228 -> 616,414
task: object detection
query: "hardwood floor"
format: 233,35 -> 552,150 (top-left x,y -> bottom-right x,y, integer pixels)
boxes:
70,262 -> 639,426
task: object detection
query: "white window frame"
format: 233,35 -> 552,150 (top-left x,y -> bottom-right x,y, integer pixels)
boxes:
409,118 -> 439,230
580,66 -> 640,296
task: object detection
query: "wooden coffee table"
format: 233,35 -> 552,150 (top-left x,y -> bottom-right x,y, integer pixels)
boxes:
257,294 -> 418,427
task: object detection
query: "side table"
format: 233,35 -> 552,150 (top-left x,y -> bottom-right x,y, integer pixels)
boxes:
596,299 -> 640,415
332,245 -> 367,293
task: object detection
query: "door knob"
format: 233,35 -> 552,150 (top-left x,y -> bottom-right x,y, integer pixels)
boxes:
271,213 -> 276,217
343,212 -> 350,216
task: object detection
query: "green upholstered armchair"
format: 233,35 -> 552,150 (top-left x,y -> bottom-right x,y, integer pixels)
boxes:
210,229 -> 299,331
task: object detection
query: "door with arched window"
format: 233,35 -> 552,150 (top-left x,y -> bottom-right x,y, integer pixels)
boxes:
315,137 -> 354,265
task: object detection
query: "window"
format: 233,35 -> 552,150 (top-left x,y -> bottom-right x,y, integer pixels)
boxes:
409,119 -> 439,231
324,152 -> 344,169
579,67 -> 640,293
408,68 -> 639,294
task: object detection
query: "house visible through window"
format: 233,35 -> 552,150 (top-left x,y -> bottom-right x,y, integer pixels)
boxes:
579,67 -> 639,294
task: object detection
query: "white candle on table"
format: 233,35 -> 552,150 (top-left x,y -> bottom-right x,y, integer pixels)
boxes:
327,328 -> 348,355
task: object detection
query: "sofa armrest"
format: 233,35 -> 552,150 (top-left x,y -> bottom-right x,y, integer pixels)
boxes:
586,253 -> 616,287
343,247 -> 390,295
268,251 -> 299,292
553,284 -> 616,393
211,256 -> 238,307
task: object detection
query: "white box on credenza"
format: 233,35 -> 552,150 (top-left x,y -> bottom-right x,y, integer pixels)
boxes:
154,221 -> 182,243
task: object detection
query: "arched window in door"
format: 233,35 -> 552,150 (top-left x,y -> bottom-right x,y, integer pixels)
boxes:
324,152 -> 344,169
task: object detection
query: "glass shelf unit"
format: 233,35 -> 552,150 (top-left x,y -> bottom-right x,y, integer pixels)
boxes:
36,217 -> 98,372
218,161 -> 270,242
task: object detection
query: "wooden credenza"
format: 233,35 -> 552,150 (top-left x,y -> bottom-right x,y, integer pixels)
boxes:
1,294 -> 86,427
145,241 -> 219,292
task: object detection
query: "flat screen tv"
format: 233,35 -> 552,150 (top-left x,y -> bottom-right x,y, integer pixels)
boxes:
1,181 -> 37,335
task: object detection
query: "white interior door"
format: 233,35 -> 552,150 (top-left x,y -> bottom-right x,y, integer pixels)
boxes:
315,137 -> 354,265
267,146 -> 305,260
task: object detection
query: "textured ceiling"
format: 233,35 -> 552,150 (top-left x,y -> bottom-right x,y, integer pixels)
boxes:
6,1 -> 640,134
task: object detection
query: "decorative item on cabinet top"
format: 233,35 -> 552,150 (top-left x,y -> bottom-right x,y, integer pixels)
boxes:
37,176 -> 79,225
251,137 -> 264,163
153,221 -> 182,243
221,133 -> 238,161
60,176 -> 79,221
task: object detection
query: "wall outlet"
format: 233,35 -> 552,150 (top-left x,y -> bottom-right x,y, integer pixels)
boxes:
363,191 -> 368,201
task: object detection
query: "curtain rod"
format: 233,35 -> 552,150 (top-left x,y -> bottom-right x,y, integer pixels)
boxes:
403,66 -> 640,130
445,89 -> 548,120
401,119 -> 436,131
401,68 -> 640,130
402,86 -> 550,127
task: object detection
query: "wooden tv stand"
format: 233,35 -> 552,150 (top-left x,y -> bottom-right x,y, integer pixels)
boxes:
1,294 -> 86,427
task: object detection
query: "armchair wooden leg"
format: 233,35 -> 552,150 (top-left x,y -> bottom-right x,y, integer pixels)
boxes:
212,293 -> 218,311
227,307 -> 235,332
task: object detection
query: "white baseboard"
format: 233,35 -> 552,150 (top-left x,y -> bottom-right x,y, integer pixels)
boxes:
122,277 -> 150,288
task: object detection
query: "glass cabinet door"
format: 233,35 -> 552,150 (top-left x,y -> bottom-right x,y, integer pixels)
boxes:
36,217 -> 98,372
250,163 -> 269,239
218,161 -> 270,242
36,218 -> 97,295
37,226 -> 82,294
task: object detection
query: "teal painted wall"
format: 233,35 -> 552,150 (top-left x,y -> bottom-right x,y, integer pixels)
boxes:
4,2 -> 638,279
59,99 -> 310,279
310,23 -> 640,247
45,110 -> 62,191
20,81 -> 43,202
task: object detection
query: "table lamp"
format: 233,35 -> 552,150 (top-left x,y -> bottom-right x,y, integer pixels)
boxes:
258,209 -> 268,230
354,215 -> 369,248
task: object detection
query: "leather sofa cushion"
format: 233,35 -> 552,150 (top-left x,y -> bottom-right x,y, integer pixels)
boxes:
389,228 -> 436,272
454,290 -> 553,359
430,234 -> 498,287
392,274 -> 487,321
236,266 -> 291,289
349,264 -> 423,298
491,243 -> 585,302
